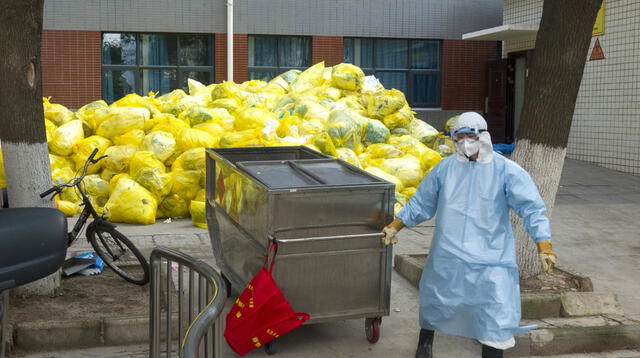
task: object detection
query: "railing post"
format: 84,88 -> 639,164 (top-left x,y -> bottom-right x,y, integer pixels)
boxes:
149,254 -> 162,358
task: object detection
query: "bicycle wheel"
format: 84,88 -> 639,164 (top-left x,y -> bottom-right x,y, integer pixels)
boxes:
88,226 -> 149,285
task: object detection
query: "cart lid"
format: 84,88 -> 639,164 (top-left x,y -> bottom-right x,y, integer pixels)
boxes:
236,159 -> 385,189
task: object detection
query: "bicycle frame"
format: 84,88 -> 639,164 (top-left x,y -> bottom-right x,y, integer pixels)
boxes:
67,184 -> 101,246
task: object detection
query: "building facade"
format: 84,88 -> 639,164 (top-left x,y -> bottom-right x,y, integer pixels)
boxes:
465,0 -> 640,175
41,0 -> 503,130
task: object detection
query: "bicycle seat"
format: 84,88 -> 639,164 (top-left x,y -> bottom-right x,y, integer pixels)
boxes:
0,208 -> 68,291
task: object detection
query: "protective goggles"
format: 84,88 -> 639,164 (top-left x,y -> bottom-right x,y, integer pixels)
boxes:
452,126 -> 486,140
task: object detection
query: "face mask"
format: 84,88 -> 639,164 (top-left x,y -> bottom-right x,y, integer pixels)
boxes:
456,138 -> 480,158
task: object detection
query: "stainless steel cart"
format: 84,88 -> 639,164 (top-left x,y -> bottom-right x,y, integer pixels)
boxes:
205,146 -> 395,348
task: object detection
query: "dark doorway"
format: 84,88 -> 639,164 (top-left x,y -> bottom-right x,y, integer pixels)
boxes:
485,59 -> 515,143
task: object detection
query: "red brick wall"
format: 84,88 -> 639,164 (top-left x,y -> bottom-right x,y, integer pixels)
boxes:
41,30 -> 102,109
311,36 -> 344,66
441,40 -> 498,111
215,33 -> 248,83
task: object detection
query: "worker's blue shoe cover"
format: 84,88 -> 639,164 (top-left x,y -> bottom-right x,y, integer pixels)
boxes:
481,344 -> 504,358
415,329 -> 434,358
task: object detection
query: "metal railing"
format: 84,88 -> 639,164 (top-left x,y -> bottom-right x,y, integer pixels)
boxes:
150,247 -> 227,358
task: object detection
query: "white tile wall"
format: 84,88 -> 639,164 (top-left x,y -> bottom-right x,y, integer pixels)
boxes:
504,0 -> 640,175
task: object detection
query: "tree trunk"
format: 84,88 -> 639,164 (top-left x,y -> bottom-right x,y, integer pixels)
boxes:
0,0 -> 59,294
513,0 -> 603,278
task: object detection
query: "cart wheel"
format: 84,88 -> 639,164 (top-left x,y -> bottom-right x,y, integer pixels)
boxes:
365,317 -> 381,344
221,273 -> 232,298
265,339 -> 277,355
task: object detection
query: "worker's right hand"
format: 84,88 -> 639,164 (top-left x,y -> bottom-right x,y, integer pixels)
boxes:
382,226 -> 398,246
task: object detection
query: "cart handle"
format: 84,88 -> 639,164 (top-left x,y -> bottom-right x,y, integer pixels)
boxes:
269,232 -> 384,244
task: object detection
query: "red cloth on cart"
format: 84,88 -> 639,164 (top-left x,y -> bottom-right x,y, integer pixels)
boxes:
224,243 -> 310,356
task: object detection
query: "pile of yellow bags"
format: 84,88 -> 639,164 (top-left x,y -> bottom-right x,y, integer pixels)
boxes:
0,62 -> 456,227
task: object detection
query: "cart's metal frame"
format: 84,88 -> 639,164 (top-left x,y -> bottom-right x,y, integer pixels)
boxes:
205,147 -> 395,333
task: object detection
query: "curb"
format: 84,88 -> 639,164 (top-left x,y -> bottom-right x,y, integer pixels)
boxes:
13,316 -> 153,352
394,254 -> 614,320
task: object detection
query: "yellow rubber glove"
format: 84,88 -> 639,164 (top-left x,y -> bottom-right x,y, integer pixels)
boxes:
382,226 -> 398,246
537,241 -> 557,274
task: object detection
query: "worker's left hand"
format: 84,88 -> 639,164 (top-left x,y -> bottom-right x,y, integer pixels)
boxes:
537,241 -> 557,274
382,226 -> 398,246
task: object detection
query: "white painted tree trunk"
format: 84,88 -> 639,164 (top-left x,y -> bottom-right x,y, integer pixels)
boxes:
511,139 -> 567,278
2,142 -> 60,295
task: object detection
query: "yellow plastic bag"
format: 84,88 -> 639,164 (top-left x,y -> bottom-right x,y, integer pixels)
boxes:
179,107 -> 234,127
309,132 -> 337,157
176,128 -> 217,152
55,198 -> 79,217
193,122 -> 224,140
336,147 -> 361,168
103,145 -> 138,172
49,120 -> 85,156
111,93 -> 161,117
158,194 -> 189,219
189,200 -> 207,229
44,119 -> 57,143
290,62 -> 325,93
76,100 -> 108,128
210,98 -> 241,113
326,111 -> 362,154
49,154 -> 74,171
142,131 -> 176,162
409,119 -> 439,147
51,167 -> 80,203
370,155 -> 423,188
129,151 -> 166,178
113,129 -> 145,147
71,135 -> 111,173
434,135 -> 455,157
109,173 -> 131,193
82,174 -> 110,200
362,118 -> 391,146
133,168 -> 172,200
170,170 -> 201,201
219,129 -> 262,148
298,119 -> 325,136
364,166 -> 404,192
445,115 -> 459,133
101,168 -> 118,183
234,107 -> 278,131
43,97 -> 75,126
95,107 -> 149,139
367,89 -> 406,119
331,63 -> 365,91
420,148 -> 443,173
382,106 -> 413,130
171,147 -> 206,172
401,187 -> 417,200
104,177 -> 158,225
194,188 -> 206,202
388,135 -> 431,158
151,114 -> 190,138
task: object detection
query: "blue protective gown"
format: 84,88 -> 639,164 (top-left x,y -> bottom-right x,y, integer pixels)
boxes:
396,153 -> 551,343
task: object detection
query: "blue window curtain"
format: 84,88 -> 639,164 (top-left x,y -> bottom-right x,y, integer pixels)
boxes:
248,35 -> 311,81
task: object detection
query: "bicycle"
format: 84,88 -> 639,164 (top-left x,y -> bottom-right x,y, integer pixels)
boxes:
40,148 -> 150,285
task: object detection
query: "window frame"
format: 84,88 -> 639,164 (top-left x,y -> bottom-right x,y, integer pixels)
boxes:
101,32 -> 214,102
344,38 -> 442,108
247,35 -> 312,81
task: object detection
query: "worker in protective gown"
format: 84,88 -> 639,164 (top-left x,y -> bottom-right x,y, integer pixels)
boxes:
382,112 -> 557,358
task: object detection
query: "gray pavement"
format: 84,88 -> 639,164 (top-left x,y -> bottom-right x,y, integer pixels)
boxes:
20,158 -> 639,357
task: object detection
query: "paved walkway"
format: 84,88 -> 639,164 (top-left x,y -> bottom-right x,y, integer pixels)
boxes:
35,158 -> 639,358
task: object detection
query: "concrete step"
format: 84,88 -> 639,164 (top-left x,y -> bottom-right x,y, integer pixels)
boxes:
508,316 -> 640,356
394,253 -> 619,320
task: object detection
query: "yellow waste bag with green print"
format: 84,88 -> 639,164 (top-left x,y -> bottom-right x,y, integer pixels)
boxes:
189,200 -> 207,229
49,120 -> 84,156
331,63 -> 365,91
103,177 -> 157,225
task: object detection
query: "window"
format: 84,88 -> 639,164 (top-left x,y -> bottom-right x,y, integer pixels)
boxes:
344,38 -> 441,107
101,33 -> 213,103
248,35 -> 311,81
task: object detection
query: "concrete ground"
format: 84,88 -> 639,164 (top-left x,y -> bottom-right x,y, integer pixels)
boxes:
15,158 -> 640,357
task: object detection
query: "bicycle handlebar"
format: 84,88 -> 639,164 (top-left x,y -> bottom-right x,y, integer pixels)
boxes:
40,148 -> 108,199
39,187 -> 57,199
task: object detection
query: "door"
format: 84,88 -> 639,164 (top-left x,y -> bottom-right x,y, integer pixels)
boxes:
485,59 -> 515,143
